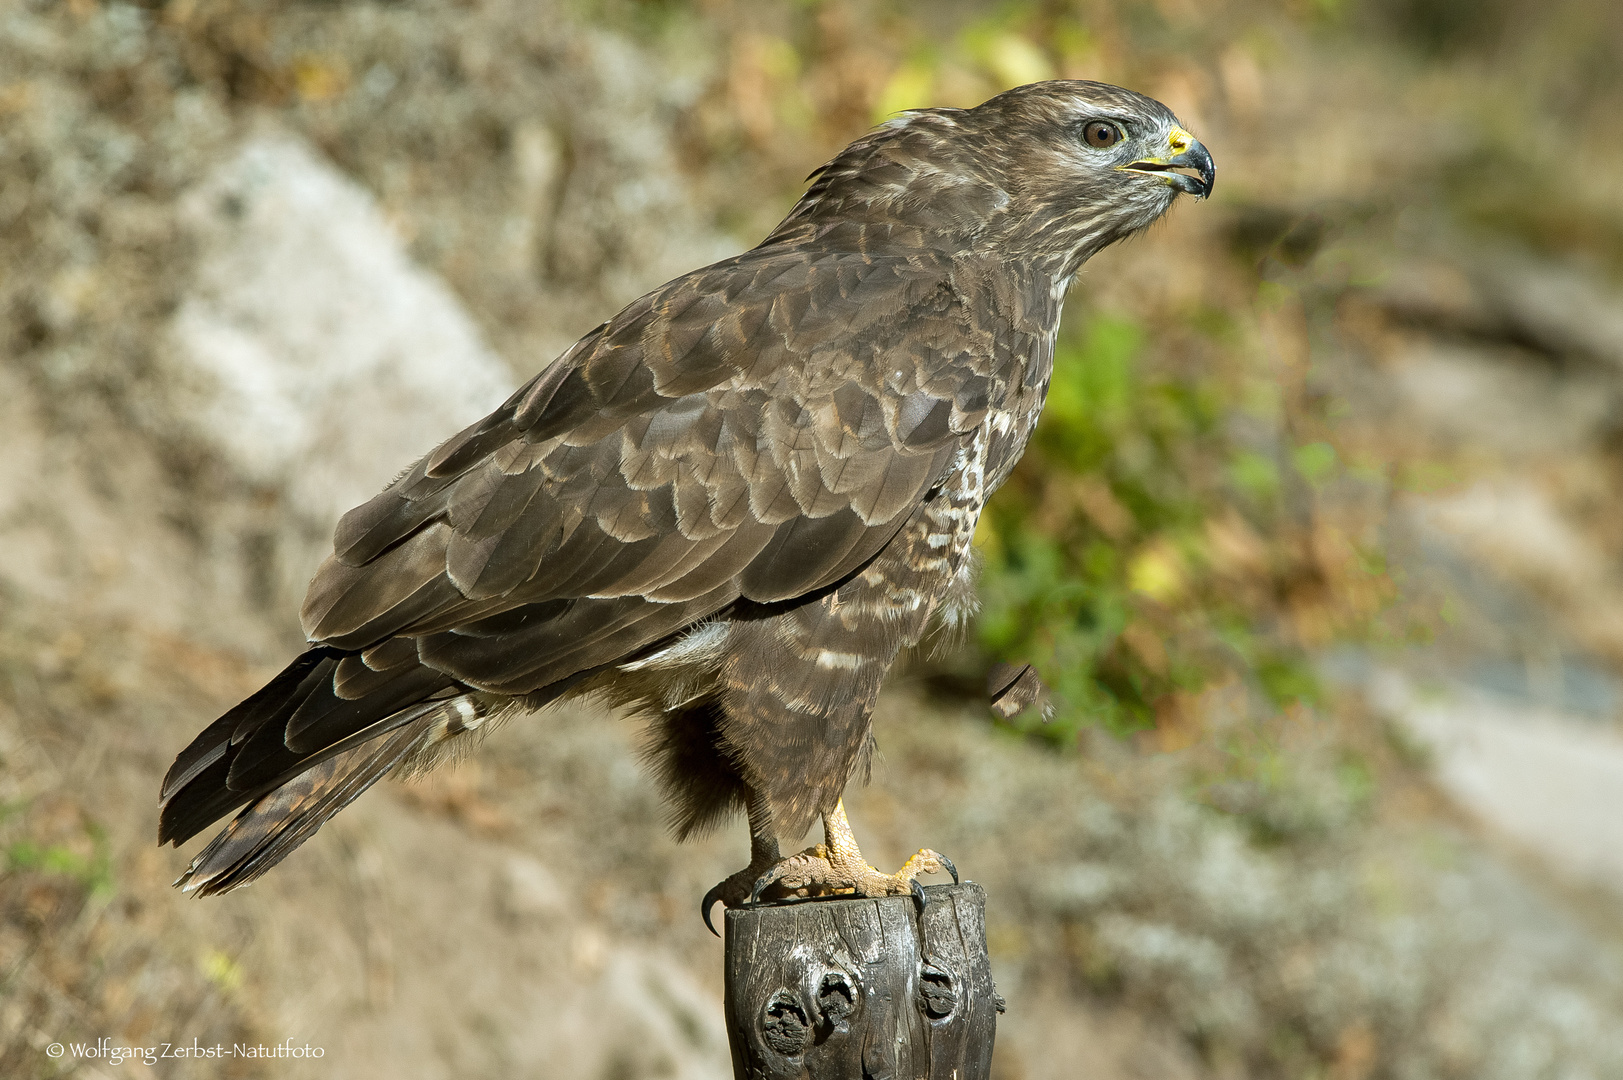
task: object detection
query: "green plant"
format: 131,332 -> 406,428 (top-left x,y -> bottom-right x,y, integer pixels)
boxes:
975,300 -> 1381,742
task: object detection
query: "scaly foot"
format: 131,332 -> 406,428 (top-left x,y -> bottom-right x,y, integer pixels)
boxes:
701,799 -> 957,935
747,841 -> 957,906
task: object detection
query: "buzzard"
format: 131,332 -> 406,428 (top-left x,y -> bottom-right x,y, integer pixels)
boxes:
159,81 -> 1213,929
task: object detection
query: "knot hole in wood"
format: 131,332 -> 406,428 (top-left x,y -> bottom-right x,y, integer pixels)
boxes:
724,882 -> 997,1079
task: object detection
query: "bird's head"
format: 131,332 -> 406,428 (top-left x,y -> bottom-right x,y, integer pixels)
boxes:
776,80 -> 1214,278
968,80 -> 1214,265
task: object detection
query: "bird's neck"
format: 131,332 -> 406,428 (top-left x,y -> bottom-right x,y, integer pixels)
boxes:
955,256 -> 1072,340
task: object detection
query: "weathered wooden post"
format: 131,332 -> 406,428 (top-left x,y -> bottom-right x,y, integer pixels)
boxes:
722,882 -> 1000,1079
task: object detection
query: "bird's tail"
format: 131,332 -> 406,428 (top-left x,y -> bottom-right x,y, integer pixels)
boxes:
171,698 -> 481,896
159,645 -> 493,896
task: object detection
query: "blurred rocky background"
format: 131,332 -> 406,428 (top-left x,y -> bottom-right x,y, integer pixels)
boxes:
3,0 -> 1623,1077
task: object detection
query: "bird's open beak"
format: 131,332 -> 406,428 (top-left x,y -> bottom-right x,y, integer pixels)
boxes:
1121,128 -> 1215,199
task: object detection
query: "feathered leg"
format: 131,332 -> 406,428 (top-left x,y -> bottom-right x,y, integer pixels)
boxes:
697,499 -> 969,930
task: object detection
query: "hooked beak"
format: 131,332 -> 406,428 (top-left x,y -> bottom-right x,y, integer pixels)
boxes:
1121,128 -> 1216,199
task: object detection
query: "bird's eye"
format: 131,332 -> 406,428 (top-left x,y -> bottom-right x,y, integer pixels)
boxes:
1082,121 -> 1122,149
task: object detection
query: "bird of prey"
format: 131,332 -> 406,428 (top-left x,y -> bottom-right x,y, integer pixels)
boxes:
159,80 -> 1213,927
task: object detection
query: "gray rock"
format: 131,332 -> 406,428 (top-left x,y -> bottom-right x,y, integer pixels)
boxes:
168,133 -> 516,534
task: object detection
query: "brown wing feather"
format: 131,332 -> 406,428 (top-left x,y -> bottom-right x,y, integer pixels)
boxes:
300,247 -> 990,692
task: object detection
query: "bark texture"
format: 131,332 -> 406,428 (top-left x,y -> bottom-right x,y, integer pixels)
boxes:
723,882 -> 999,1079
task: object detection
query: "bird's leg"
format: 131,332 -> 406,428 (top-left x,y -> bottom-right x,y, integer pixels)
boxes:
700,790 -> 782,935
701,797 -> 959,933
747,798 -> 957,908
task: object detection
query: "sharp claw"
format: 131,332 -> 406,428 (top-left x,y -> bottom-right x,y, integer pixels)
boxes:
701,882 -> 725,937
911,878 -> 928,910
939,854 -> 959,885
749,865 -> 785,906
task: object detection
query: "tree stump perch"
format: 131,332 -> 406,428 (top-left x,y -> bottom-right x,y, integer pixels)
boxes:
723,882 -> 999,1079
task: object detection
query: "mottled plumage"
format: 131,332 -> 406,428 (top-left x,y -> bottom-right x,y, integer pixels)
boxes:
161,80 -> 1212,900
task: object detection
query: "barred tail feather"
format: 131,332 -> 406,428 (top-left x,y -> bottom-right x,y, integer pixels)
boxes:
175,695 -> 488,896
